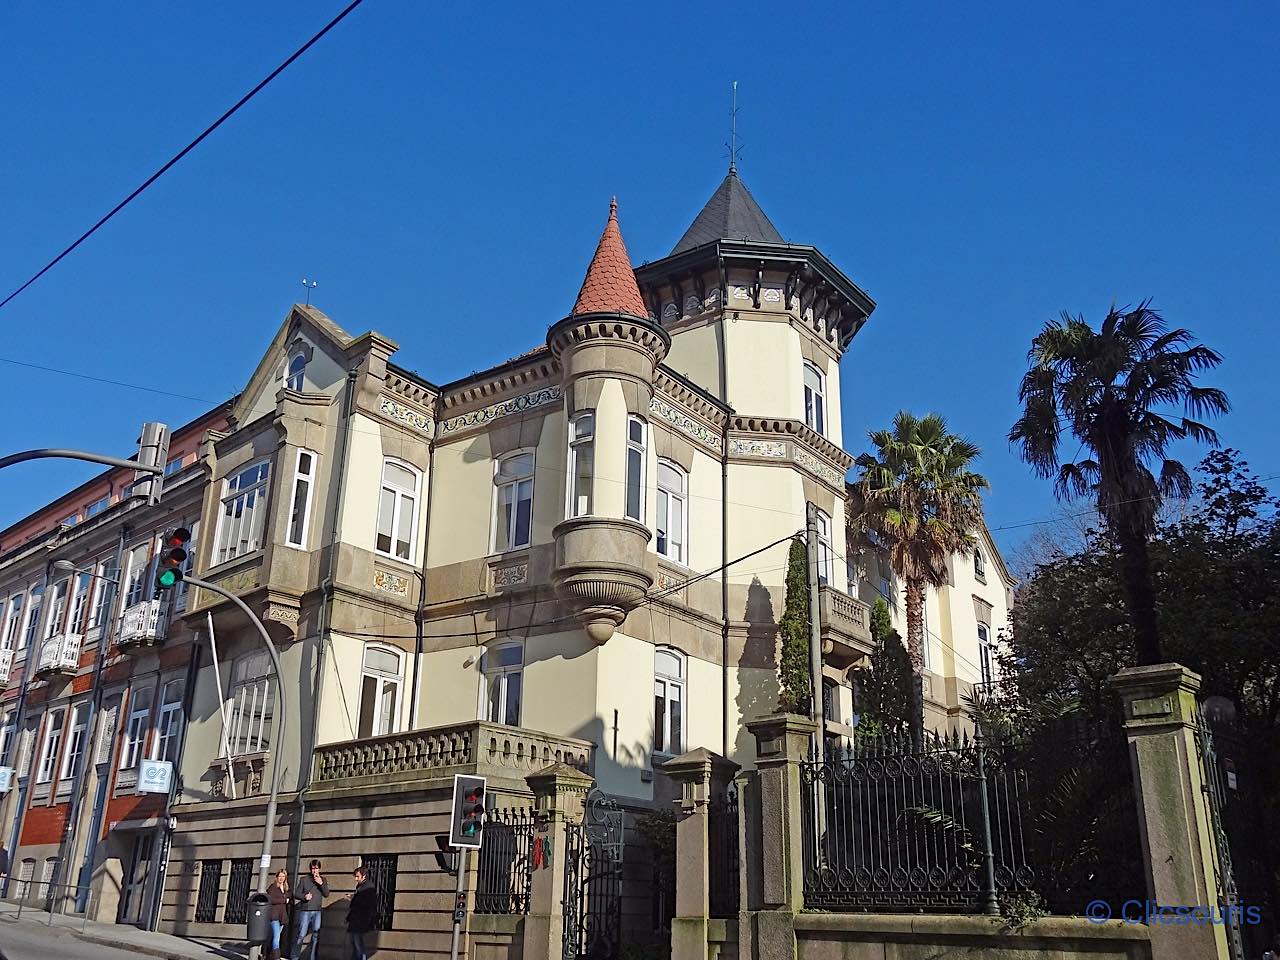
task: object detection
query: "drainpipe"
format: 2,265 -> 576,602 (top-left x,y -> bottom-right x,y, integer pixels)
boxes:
718,277 -> 734,760
288,368 -> 358,878
410,435 -> 436,729
4,561 -> 56,892
145,639 -> 201,931
62,523 -> 130,908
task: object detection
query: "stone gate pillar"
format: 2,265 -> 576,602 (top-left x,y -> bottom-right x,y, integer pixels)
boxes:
1111,663 -> 1231,960
663,748 -> 740,960
523,762 -> 593,960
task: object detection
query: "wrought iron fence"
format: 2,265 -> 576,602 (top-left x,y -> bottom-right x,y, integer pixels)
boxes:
708,787 -> 739,918
476,806 -> 535,915
800,729 -> 1032,913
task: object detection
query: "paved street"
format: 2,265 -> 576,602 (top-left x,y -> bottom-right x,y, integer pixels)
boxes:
0,918 -> 143,960
0,910 -> 243,960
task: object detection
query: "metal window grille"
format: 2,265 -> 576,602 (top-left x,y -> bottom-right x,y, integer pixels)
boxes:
360,854 -> 398,931
223,859 -> 253,924
475,807 -> 534,915
195,860 -> 223,923
708,787 -> 740,918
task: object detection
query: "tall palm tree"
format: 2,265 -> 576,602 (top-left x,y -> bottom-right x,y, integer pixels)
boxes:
1009,302 -> 1228,666
851,412 -> 989,741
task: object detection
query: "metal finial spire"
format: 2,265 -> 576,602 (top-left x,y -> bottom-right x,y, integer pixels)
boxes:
301,278 -> 317,305
728,81 -> 740,174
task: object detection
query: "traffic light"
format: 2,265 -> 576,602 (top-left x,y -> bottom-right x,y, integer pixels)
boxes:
448,774 -> 487,849
155,527 -> 192,592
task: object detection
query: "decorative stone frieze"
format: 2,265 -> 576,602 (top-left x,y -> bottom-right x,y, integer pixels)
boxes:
794,447 -> 847,488
373,569 -> 409,596
650,398 -> 724,453
492,562 -> 528,589
728,437 -> 787,459
378,395 -> 433,435
438,386 -> 562,437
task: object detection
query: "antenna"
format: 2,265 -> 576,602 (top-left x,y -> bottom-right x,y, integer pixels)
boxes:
301,277 -> 318,305
727,81 -> 741,174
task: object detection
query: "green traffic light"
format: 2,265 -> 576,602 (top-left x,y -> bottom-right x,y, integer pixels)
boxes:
158,569 -> 180,589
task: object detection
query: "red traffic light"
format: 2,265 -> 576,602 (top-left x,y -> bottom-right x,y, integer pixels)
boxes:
155,527 -> 193,592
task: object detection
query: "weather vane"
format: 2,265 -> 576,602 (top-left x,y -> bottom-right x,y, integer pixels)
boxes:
726,80 -> 743,173
301,277 -> 318,305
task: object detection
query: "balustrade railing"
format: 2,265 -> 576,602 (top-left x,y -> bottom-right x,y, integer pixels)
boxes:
35,633 -> 81,674
312,720 -> 593,786
0,648 -> 13,686
118,599 -> 164,647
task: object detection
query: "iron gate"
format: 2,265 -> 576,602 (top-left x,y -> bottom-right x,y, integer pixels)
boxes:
563,788 -> 623,960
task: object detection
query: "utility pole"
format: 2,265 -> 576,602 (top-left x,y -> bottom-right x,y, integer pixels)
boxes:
805,503 -> 826,766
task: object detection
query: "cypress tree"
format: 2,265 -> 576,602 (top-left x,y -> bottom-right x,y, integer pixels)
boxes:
852,597 -> 913,731
777,536 -> 812,715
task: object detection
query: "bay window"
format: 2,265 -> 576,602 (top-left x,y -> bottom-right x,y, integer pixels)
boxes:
568,415 -> 594,518
214,461 -> 271,564
653,647 -> 685,755
357,644 -> 403,739
494,453 -> 534,552
625,416 -> 646,522
481,643 -> 523,727
226,652 -> 273,755
375,459 -> 419,562
655,461 -> 687,564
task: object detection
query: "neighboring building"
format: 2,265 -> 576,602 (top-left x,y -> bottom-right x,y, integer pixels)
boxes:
0,406 -> 227,927
0,170 -> 1008,949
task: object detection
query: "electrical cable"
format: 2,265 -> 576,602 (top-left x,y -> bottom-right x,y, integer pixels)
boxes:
0,0 -> 368,312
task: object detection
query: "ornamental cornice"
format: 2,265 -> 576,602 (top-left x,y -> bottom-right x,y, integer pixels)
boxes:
729,416 -> 853,469
438,385 -> 563,438
384,370 -> 437,411
439,358 -> 559,413
546,312 -> 672,364
649,396 -> 724,455
653,369 -> 729,426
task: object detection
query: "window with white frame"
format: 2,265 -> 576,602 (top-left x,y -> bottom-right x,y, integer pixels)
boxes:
120,687 -> 153,770
3,595 -> 23,650
122,542 -> 151,609
357,645 -> 403,739
494,453 -> 534,552
164,456 -> 185,477
69,573 -> 92,634
0,709 -> 14,763
59,702 -> 89,781
974,547 -> 986,580
286,449 -> 318,549
655,461 -> 687,564
803,362 -> 826,435
226,652 -> 273,755
85,496 -> 111,518
90,559 -> 118,629
813,508 -> 834,586
978,623 -> 994,685
625,416 -> 646,522
153,679 -> 185,764
36,708 -> 65,783
481,643 -> 523,727
22,586 -> 44,650
285,350 -> 307,392
375,459 -> 419,562
568,415 -> 594,518
45,579 -> 69,638
214,461 -> 271,565
653,647 -> 685,755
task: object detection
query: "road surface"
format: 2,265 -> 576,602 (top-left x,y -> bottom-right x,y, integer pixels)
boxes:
0,919 -> 146,960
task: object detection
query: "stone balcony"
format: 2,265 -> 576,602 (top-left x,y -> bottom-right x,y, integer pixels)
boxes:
310,720 -> 594,797
118,599 -> 164,652
818,585 -> 873,669
35,632 -> 81,678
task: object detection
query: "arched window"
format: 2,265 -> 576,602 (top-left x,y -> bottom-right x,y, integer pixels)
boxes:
481,642 -> 523,727
974,547 -> 986,580
655,461 -> 687,564
625,416 -> 646,522
803,362 -> 826,435
568,416 -> 594,518
285,350 -> 306,392
376,459 -> 420,562
654,647 -> 685,755
358,644 -> 403,738
978,623 -> 994,685
495,453 -> 534,551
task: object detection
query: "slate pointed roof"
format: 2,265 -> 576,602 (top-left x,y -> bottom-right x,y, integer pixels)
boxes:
571,198 -> 648,318
671,170 -> 784,255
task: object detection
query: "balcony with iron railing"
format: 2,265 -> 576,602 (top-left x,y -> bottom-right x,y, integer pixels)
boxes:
118,599 -> 165,651
0,648 -> 13,687
818,584 -> 873,669
35,632 -> 81,678
311,720 -> 594,797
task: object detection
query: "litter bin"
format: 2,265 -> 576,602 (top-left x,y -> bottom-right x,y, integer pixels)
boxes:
246,891 -> 272,943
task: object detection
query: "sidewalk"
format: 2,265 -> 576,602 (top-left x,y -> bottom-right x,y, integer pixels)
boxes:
0,900 -> 247,960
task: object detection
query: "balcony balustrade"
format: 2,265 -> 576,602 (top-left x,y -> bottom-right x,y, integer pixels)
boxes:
35,632 -> 81,677
312,720 -> 594,793
0,648 -> 12,686
818,585 -> 873,669
118,599 -> 164,650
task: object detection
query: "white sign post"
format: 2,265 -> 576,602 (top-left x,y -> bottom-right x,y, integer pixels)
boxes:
138,759 -> 173,795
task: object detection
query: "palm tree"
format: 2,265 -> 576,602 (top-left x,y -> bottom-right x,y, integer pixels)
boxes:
851,411 -> 989,741
1009,302 -> 1228,666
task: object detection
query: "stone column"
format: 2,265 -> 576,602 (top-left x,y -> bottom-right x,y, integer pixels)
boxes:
663,748 -> 740,960
741,713 -> 816,960
1111,663 -> 1231,960
522,762 -> 593,960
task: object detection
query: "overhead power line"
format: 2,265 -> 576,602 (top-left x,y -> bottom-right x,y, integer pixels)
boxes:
0,0 -> 367,313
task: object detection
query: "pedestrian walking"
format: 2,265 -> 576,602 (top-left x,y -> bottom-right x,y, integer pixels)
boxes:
346,865 -> 378,960
292,859 -> 329,960
0,841 -> 9,881
267,868 -> 292,960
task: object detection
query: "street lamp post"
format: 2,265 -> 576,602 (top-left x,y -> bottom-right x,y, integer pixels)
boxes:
182,575 -> 285,960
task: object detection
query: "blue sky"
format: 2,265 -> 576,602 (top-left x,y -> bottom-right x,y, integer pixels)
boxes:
1,1 -> 1276,557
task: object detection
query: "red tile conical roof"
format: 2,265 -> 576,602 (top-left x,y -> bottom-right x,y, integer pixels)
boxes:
571,198 -> 648,318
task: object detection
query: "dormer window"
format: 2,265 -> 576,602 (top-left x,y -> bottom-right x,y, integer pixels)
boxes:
285,350 -> 306,392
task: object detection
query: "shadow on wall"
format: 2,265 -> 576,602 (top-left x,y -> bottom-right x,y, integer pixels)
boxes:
737,577 -> 779,759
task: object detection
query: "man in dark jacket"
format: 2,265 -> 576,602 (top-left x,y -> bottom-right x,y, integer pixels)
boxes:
293,859 -> 329,960
346,865 -> 378,960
